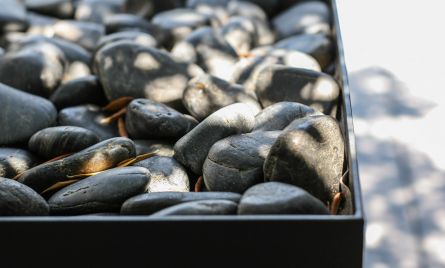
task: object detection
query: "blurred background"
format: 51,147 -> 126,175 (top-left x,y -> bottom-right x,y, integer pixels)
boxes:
337,1 -> 445,267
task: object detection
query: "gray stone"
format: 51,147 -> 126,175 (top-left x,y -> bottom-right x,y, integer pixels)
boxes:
171,26 -> 238,80
133,156 -> 189,193
121,191 -> 241,215
174,103 -> 256,175
0,83 -> 57,145
28,126 -> 100,159
125,99 -> 198,140
264,115 -> 344,204
0,0 -> 28,33
221,16 -> 257,55
0,177 -> 49,216
272,1 -> 331,39
237,182 -> 329,215
75,0 -> 124,23
134,139 -> 174,157
186,0 -> 229,8
25,0 -> 74,19
104,14 -> 165,37
227,1 -> 267,22
0,44 -> 66,97
58,105 -> 119,140
203,131 -> 280,193
50,75 -> 107,110
0,148 -> 38,179
48,166 -> 150,215
53,20 -> 105,51
95,31 -> 158,55
254,65 -> 340,116
151,199 -> 237,216
18,137 -> 135,193
94,41 -> 193,108
253,102 -> 320,131
183,74 -> 261,121
26,11 -> 56,35
125,0 -> 183,20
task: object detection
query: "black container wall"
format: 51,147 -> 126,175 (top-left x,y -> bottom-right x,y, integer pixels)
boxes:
0,1 -> 364,267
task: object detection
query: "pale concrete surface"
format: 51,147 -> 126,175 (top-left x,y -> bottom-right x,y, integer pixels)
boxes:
336,1 -> 445,267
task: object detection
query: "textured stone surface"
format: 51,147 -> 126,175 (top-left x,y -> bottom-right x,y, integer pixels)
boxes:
151,199 -> 237,216
121,191 -> 241,215
0,148 -> 38,179
133,156 -> 189,193
18,137 -> 135,193
174,103 -> 256,174
183,74 -> 261,121
203,131 -> 280,193
0,177 -> 49,216
126,99 -> 198,139
264,115 -> 344,204
254,65 -> 340,115
48,166 -> 150,215
28,126 -> 100,159
0,83 -> 57,145
238,182 -> 329,215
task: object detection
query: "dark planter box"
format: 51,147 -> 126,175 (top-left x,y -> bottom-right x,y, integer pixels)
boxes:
0,1 -> 364,267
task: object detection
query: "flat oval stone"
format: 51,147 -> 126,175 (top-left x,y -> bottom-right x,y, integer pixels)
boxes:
26,11 -> 56,35
253,102 -> 320,131
104,14 -> 163,36
53,20 -> 105,51
186,0 -> 229,8
18,137 -> 136,193
171,26 -> 238,80
0,43 -> 66,97
0,177 -> 49,216
272,1 -> 331,39
95,31 -> 158,55
95,41 -> 192,108
50,75 -> 107,110
274,33 -> 333,69
75,0 -> 124,23
125,99 -> 198,140
0,0 -> 28,33
0,83 -> 57,145
48,166 -> 150,215
0,148 -> 38,179
221,16 -> 257,55
28,126 -> 100,159
58,105 -> 119,140
174,103 -> 256,175
183,74 -> 261,121
134,139 -> 174,157
121,191 -> 241,215
25,0 -> 74,19
203,131 -> 280,193
264,115 -> 344,204
227,1 -> 267,22
151,199 -> 237,216
254,65 -> 340,115
133,156 -> 189,193
237,182 -> 329,215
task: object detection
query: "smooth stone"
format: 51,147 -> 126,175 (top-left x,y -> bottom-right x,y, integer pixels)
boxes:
125,0 -> 183,19
253,102 -> 320,131
237,182 -> 329,215
272,1 -> 330,39
50,75 -> 107,110
125,99 -> 198,140
133,156 -> 189,193
238,0 -> 280,17
48,166 -> 150,215
227,1 -> 267,22
104,14 -> 164,36
151,199 -> 237,216
75,0 -> 125,23
183,74 -> 261,121
134,140 -> 174,157
95,31 -> 158,55
28,126 -> 100,159
221,16 -> 257,55
0,83 -> 57,145
274,33 -> 333,69
264,115 -> 344,204
58,105 -> 119,140
251,47 -> 322,72
174,103 -> 256,175
25,0 -> 74,19
0,177 -> 49,216
0,43 -> 66,97
18,137 -> 136,193
0,148 -> 38,179
186,0 -> 229,8
254,65 -> 340,116
95,41 -> 193,107
26,11 -> 57,35
152,9 -> 211,46
53,20 -> 105,51
0,0 -> 28,33
171,26 -> 238,80
203,131 -> 280,193
121,191 -> 241,215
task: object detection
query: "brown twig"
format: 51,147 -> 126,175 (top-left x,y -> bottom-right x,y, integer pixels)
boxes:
194,176 -> 203,192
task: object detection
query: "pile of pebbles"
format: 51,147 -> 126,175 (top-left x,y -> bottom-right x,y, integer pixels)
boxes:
0,0 -> 351,217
